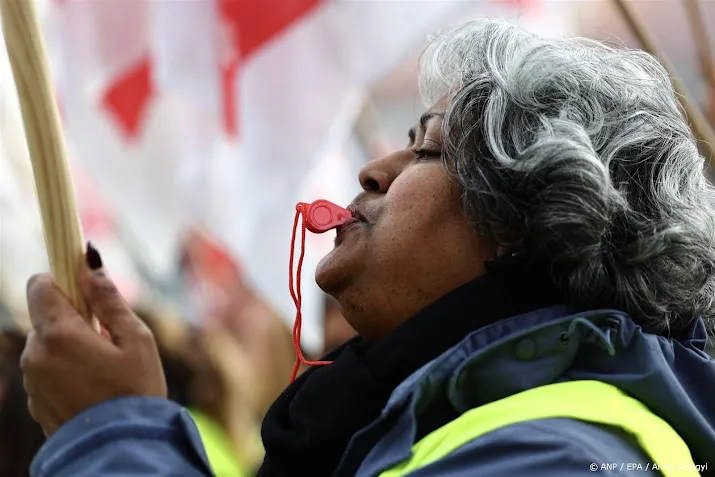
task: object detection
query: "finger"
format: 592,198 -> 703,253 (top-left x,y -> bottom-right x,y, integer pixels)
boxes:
21,330 -> 55,396
27,396 -> 41,425
23,372 -> 35,400
81,242 -> 141,345
20,330 -> 37,383
26,274 -> 81,332
100,325 -> 112,340
23,344 -> 50,430
27,396 -> 59,437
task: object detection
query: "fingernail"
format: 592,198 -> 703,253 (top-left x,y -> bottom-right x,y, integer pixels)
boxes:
86,241 -> 103,270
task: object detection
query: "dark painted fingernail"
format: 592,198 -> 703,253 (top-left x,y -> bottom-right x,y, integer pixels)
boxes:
86,241 -> 103,270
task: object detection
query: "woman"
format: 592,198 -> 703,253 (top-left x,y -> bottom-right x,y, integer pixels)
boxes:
20,20 -> 715,476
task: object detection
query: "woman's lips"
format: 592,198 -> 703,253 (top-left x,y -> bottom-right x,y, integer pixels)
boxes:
346,205 -> 368,223
335,217 -> 364,242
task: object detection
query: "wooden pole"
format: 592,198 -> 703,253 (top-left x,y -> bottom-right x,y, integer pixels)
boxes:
0,0 -> 96,328
612,0 -> 715,163
682,0 -> 715,93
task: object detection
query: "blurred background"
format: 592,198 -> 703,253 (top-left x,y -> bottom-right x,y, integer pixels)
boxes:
1,0 -> 714,476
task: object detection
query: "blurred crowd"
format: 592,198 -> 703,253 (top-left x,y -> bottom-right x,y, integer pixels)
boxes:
0,288 -> 356,477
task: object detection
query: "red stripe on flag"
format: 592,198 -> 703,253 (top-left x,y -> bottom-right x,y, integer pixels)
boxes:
218,0 -> 323,61
221,60 -> 240,138
101,55 -> 155,140
217,0 -> 323,137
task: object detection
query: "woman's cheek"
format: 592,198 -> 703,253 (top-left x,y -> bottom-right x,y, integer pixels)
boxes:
390,185 -> 455,230
387,166 -> 448,209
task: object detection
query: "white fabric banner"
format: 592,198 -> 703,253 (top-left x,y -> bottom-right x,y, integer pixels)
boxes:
41,0 -> 477,352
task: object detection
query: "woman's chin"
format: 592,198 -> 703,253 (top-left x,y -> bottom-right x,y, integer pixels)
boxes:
315,250 -> 354,295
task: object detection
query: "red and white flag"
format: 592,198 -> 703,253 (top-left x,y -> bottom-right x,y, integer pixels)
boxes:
40,0 -> 480,351
0,25 -> 145,321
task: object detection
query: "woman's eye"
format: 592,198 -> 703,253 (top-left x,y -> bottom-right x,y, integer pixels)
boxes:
412,148 -> 442,160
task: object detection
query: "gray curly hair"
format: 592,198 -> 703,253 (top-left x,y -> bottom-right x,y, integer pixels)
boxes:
419,19 -> 715,335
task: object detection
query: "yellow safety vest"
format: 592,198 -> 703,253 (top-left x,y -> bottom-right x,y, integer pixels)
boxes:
379,380 -> 700,477
189,409 -> 248,477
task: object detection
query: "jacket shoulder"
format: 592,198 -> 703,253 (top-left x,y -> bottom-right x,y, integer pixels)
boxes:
403,418 -> 661,477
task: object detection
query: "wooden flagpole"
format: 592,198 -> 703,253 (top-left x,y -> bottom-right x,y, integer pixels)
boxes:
611,0 -> 715,163
0,0 -> 97,329
682,0 -> 715,94
681,0 -> 715,125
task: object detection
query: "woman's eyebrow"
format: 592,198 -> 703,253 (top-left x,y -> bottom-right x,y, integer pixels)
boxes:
408,112 -> 445,145
420,112 -> 444,132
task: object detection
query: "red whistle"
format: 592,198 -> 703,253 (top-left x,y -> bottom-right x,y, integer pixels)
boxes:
290,199 -> 350,382
296,200 -> 352,234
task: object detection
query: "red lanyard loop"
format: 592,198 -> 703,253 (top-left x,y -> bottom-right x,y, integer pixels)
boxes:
289,200 -> 351,383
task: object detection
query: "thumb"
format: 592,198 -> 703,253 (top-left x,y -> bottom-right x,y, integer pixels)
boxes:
81,242 -> 138,345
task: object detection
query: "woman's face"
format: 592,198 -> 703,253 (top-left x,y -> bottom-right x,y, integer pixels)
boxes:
315,100 -> 497,340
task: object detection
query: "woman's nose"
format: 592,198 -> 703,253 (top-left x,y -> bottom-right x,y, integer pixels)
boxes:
358,155 -> 400,193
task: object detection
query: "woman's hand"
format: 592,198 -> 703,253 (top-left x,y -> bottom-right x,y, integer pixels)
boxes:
21,243 -> 167,436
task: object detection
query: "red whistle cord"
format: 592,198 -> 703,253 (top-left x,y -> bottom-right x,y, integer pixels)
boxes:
289,208 -> 333,383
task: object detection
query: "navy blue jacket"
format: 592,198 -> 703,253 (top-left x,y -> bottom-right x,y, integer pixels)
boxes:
334,307 -> 715,476
29,261 -> 715,477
